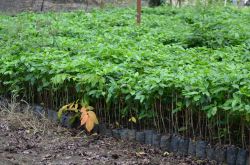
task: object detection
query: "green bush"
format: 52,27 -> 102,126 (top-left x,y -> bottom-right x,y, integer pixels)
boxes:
0,6 -> 250,146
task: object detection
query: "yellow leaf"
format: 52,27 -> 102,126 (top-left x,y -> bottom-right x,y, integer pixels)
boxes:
75,103 -> 78,109
129,117 -> 137,123
69,103 -> 74,110
85,119 -> 94,132
61,104 -> 69,110
88,111 -> 99,124
163,152 -> 169,156
71,103 -> 78,111
57,104 -> 69,119
115,121 -> 120,127
87,106 -> 94,111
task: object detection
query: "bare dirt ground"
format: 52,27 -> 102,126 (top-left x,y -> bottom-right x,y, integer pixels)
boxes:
0,100 -> 217,165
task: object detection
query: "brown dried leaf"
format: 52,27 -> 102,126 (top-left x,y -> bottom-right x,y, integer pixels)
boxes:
80,107 -> 87,114
80,113 -> 88,126
85,119 -> 94,132
88,111 -> 99,124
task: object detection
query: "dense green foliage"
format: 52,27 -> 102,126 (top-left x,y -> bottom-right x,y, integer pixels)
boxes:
0,6 -> 250,145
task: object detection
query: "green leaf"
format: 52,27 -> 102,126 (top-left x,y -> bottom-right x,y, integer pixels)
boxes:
51,74 -> 69,85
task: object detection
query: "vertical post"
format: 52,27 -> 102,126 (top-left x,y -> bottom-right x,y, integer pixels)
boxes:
137,0 -> 141,24
41,0 -> 45,11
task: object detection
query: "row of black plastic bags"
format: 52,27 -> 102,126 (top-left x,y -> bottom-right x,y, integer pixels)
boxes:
33,106 -> 249,165
99,128 -> 248,165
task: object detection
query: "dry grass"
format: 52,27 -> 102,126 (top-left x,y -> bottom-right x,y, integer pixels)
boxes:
0,96 -> 93,142
0,96 -> 68,136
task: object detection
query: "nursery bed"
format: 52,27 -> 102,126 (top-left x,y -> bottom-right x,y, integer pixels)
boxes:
0,106 -> 217,165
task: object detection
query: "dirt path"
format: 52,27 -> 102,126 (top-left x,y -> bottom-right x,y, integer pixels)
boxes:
0,106 -> 216,165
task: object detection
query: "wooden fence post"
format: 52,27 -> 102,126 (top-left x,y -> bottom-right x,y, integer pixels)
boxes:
137,0 -> 141,24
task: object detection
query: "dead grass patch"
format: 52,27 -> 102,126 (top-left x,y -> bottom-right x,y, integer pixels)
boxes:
0,96 -> 68,136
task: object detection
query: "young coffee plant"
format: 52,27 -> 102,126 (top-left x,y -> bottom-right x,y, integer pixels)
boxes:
58,101 -> 98,132
1,6 -> 250,147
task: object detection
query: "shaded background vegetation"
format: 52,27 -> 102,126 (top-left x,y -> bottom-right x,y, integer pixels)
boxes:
0,0 -> 249,14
